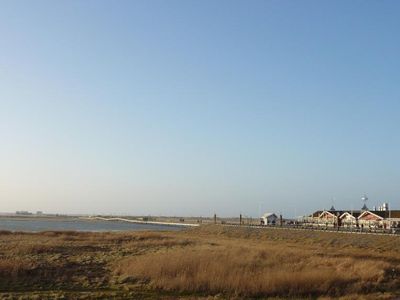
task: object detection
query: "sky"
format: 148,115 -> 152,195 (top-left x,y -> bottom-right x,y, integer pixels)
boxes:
1,0 -> 400,217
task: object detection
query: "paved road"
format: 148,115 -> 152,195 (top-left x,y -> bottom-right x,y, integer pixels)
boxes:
87,216 -> 200,227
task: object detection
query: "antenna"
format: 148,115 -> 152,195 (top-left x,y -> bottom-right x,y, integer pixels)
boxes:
362,194 -> 368,203
361,194 -> 368,210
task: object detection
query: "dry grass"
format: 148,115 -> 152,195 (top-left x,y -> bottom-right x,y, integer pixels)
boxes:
0,258 -> 34,278
114,231 -> 396,297
0,226 -> 399,299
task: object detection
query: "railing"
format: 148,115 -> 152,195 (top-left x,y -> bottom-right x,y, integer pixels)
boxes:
221,222 -> 400,236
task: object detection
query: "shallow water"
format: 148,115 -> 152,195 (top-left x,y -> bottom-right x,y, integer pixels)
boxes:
0,218 -> 183,232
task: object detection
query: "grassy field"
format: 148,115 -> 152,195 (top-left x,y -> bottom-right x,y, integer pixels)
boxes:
0,226 -> 399,299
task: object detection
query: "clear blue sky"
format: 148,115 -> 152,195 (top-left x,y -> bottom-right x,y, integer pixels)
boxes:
1,0 -> 399,217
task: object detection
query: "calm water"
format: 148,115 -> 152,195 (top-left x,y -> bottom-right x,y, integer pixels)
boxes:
0,218 -> 183,232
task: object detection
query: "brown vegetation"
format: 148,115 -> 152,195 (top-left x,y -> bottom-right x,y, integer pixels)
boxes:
114,226 -> 400,298
0,226 -> 399,299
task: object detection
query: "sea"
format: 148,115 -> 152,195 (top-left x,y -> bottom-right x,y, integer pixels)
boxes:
0,217 -> 183,232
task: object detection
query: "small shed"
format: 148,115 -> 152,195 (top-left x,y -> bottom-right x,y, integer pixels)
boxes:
260,213 -> 278,225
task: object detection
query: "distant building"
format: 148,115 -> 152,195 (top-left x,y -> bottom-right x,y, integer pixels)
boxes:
15,211 -> 32,215
306,202 -> 400,229
358,210 -> 400,229
339,212 -> 361,227
317,210 -> 346,227
260,213 -> 278,225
